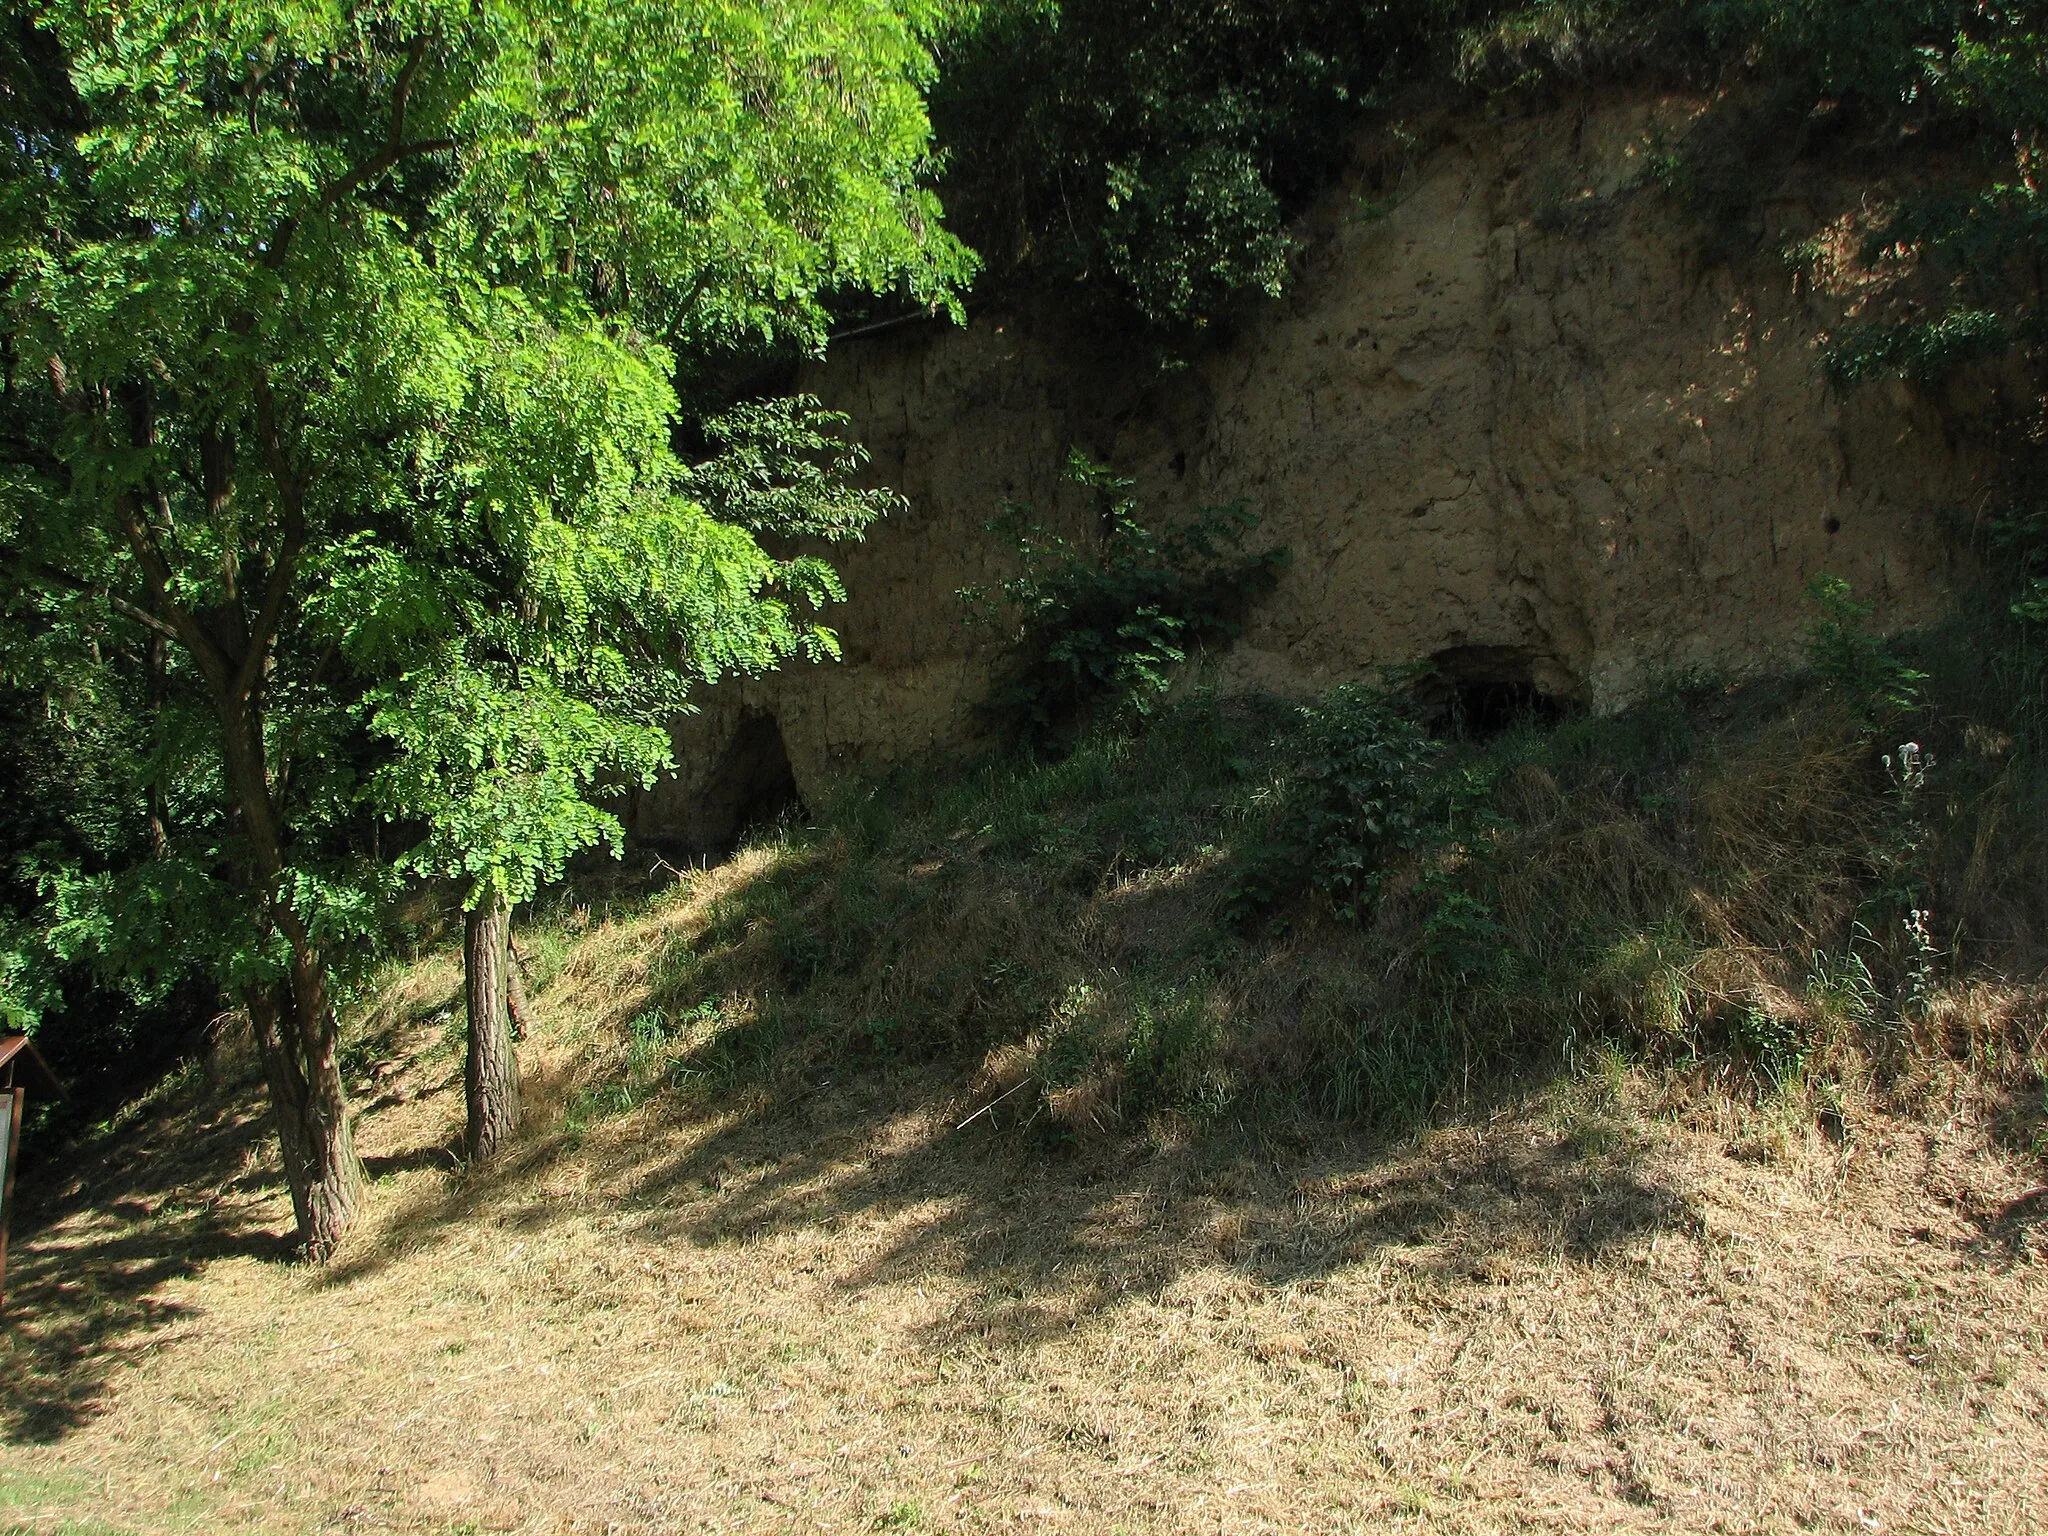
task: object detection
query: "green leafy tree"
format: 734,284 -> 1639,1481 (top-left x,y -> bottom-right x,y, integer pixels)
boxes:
362,397 -> 900,1162
0,1 -> 969,1256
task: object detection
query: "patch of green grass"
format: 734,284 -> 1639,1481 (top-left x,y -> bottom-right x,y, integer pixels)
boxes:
0,1472 -> 134,1534
230,1425 -> 293,1477
0,1469 -> 96,1511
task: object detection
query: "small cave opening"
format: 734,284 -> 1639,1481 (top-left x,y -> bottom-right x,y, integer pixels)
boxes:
694,711 -> 802,855
1418,645 -> 1573,740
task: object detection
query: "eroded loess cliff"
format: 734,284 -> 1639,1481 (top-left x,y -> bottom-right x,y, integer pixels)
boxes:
634,88 -> 2004,846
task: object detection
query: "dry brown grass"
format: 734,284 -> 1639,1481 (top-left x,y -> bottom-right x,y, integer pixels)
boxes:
4,889 -> 2047,1536
9,675 -> 2048,1534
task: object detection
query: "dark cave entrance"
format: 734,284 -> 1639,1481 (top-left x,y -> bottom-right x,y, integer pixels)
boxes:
696,711 -> 802,854
1420,646 -> 1572,740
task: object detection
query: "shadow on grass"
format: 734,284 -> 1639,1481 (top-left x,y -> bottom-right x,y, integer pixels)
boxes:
0,1078 -> 290,1445
363,1143 -> 462,1180
306,692 -> 1723,1321
319,1038 -> 1698,1366
1980,1183 -> 2048,1260
1,976 -> 474,1446
670,1080 -> 1693,1347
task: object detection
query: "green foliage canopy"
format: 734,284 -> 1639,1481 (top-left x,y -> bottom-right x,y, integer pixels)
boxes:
359,394 -> 905,909
0,0 -> 969,1120
926,0 -> 1747,328
929,0 -> 1455,328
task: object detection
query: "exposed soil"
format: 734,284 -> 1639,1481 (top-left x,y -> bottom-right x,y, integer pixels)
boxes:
640,84 -> 1996,836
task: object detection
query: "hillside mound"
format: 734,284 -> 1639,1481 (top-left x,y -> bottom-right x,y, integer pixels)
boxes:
7,671 -> 2048,1533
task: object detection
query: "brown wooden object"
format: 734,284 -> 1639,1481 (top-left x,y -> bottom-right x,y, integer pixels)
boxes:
0,1034 -> 61,1314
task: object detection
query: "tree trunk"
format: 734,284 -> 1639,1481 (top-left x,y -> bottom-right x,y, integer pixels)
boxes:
118,381 -> 363,1260
145,632 -> 168,859
464,882 -> 521,1162
217,691 -> 363,1259
244,985 -> 313,1217
506,935 -> 531,1043
245,981 -> 363,1260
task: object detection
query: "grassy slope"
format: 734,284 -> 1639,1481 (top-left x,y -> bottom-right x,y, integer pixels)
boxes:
6,649 -> 2048,1533
549,638 -> 2048,1149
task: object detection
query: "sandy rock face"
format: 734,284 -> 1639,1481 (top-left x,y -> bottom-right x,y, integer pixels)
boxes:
633,90 -> 1993,845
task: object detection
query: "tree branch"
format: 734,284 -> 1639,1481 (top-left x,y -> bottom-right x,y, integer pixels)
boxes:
233,364 -> 302,705
23,560 -> 184,642
316,137 -> 457,211
108,386 -> 233,691
200,425 -> 238,606
114,490 -> 231,693
390,34 -> 428,144
263,34 -> 451,269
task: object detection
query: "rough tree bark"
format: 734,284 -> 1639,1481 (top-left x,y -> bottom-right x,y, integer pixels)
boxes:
217,686 -> 364,1260
43,52 -> 469,1259
243,981 -> 362,1259
464,882 -> 522,1162
507,934 -> 532,1042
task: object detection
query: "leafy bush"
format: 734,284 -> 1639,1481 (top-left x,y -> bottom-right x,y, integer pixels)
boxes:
964,452 -> 1286,741
1802,575 -> 1928,720
929,0 -> 1465,329
1736,1002 -> 1813,1087
1286,686 -> 1441,920
1226,684 -> 1443,927
1417,876 -> 1513,980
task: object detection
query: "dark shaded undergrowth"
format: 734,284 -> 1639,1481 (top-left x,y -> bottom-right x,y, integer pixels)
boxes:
555,618 -> 2048,1159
